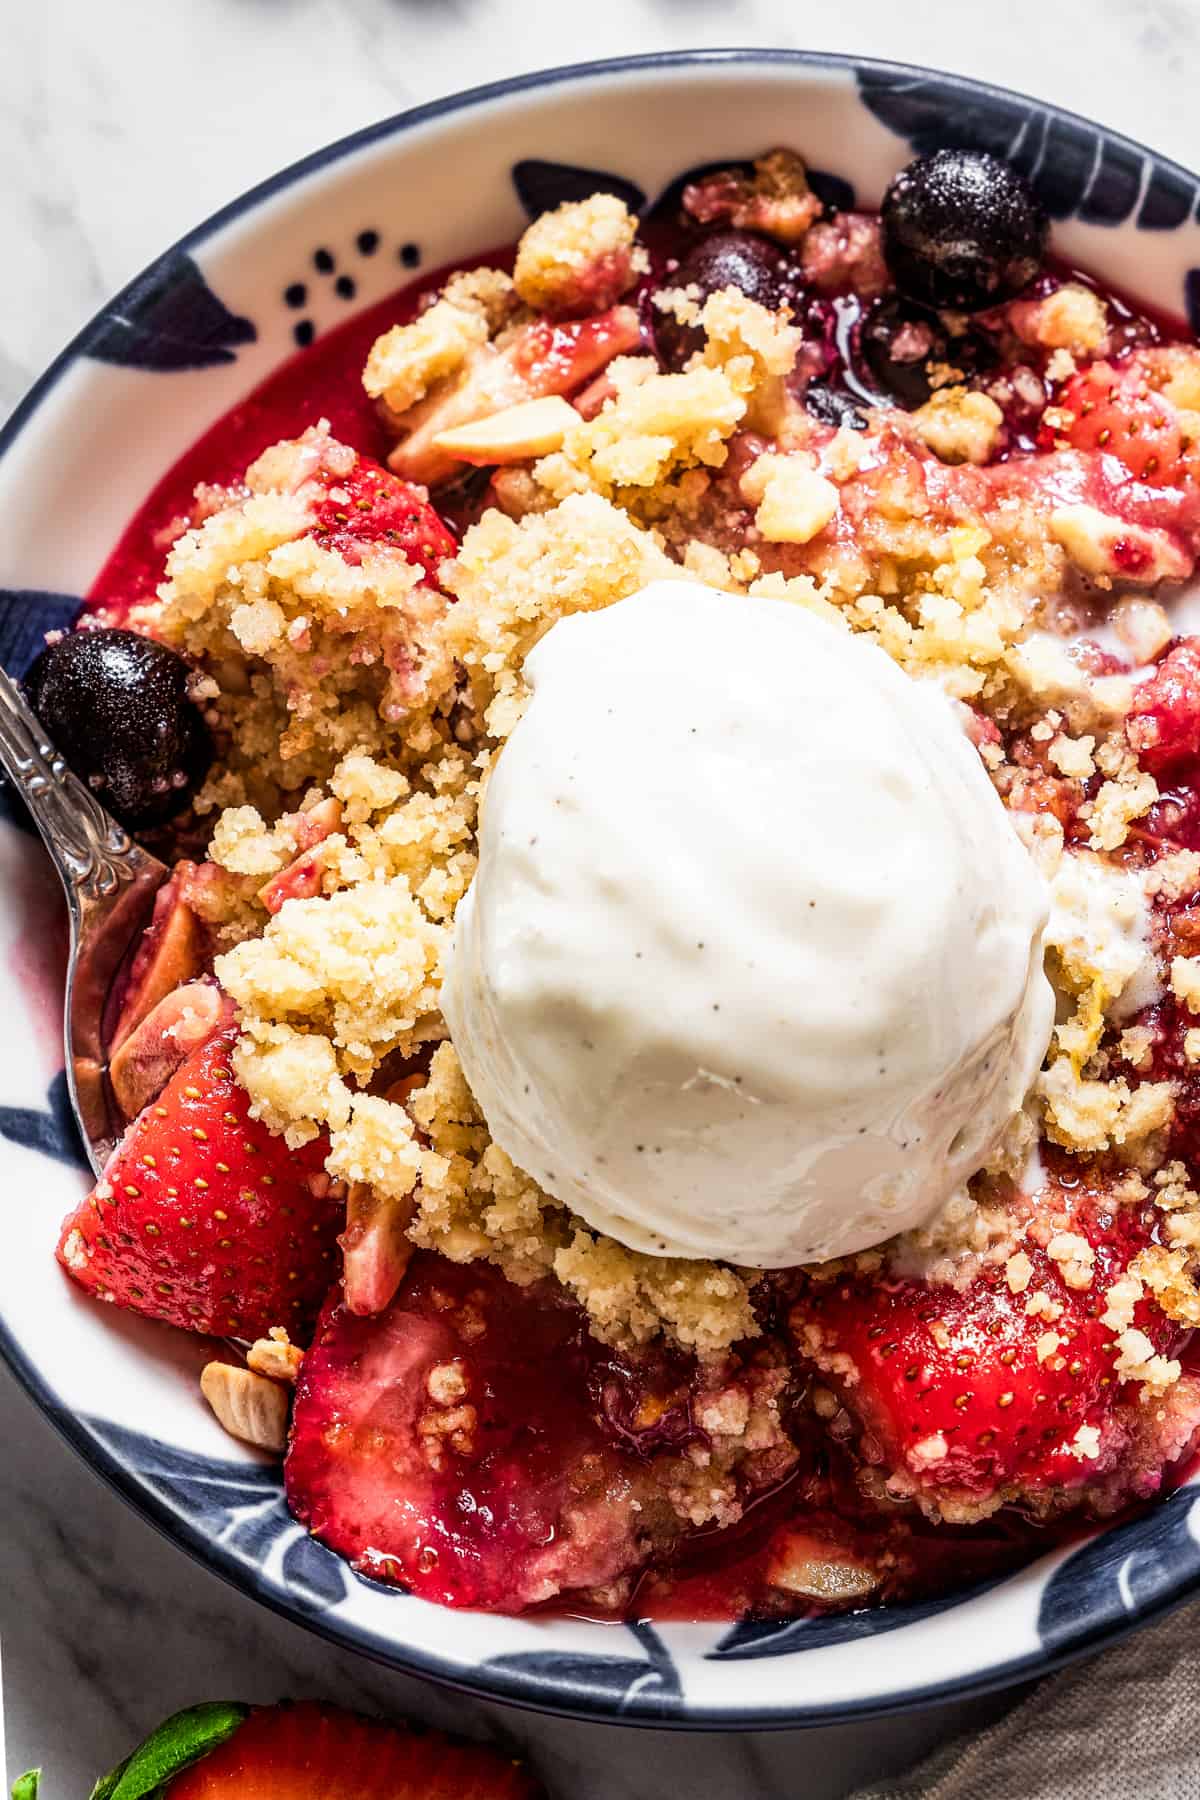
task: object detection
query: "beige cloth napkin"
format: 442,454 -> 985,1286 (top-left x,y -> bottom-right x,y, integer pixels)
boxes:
851,1598 -> 1200,1798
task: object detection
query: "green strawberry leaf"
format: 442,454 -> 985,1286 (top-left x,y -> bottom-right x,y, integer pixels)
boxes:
88,1761 -> 129,1800
11,1771 -> 40,1799
89,1703 -> 249,1800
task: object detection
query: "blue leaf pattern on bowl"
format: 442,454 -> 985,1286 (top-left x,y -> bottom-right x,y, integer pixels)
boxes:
0,1069 -> 88,1170
0,589 -> 85,834
856,67 -> 1200,228
0,590 -> 81,678
709,1576 -> 1003,1660
282,1532 -> 353,1614
512,160 -> 646,219
84,1417 -> 351,1615
485,1621 -> 681,1718
87,251 -> 257,371
1036,1484 -> 1200,1654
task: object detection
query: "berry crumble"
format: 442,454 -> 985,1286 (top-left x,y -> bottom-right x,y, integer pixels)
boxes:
39,142 -> 1200,1621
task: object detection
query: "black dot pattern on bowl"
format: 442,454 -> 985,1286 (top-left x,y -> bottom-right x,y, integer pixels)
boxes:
279,235 -> 424,340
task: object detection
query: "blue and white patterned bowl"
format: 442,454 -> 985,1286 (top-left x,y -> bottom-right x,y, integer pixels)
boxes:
4,49 -> 1200,1728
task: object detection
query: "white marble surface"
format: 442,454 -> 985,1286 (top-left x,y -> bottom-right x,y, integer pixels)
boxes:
1,0 -> 1196,1791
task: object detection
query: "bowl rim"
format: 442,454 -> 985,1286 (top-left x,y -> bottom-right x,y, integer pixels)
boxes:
4,43 -> 1200,1731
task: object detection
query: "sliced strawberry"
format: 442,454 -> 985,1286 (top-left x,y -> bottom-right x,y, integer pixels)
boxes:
788,1188 -> 1179,1513
1055,361 -> 1184,485
286,1254 -> 664,1610
505,308 -> 643,395
309,453 -> 457,578
1127,637 -> 1200,778
166,1700 -> 540,1799
257,849 -> 328,915
57,1025 -> 338,1339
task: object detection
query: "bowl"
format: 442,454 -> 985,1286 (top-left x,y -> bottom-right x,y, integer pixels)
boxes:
3,47 -> 1200,1729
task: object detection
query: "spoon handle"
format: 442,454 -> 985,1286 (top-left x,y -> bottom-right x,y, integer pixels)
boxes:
0,665 -> 159,919
0,665 -> 167,1169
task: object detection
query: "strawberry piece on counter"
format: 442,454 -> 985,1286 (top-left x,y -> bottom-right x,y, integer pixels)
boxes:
165,1702 -> 540,1798
72,1699 -> 540,1799
56,1024 -> 338,1340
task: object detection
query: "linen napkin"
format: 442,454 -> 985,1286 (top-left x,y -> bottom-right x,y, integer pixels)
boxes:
851,1596 -> 1200,1799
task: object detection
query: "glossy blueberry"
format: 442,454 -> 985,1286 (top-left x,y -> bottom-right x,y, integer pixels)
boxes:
25,628 -> 212,831
803,381 -> 868,430
858,296 -> 995,409
881,149 -> 1048,312
653,230 -> 790,369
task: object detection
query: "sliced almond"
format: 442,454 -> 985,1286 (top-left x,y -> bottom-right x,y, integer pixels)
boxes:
200,1361 -> 290,1453
110,981 -> 231,1120
431,395 -> 580,464
111,871 -> 203,1051
1050,503 -> 1191,585
292,794 -> 343,851
341,1180 -> 415,1317
246,1328 -> 304,1384
767,1547 -> 879,1602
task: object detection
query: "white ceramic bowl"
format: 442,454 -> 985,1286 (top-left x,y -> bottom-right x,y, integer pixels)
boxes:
4,49 -> 1200,1727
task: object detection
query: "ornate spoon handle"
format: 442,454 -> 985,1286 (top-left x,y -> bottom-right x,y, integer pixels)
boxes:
0,665 -> 167,1168
0,666 -> 159,919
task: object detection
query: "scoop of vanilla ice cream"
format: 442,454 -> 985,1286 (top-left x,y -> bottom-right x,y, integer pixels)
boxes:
442,580 -> 1053,1268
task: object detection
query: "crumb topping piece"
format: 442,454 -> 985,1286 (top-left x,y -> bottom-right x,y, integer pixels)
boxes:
512,192 -> 643,315
133,174 -> 1200,1395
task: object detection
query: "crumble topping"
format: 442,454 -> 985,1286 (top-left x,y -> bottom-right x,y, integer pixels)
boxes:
910,387 -> 1005,465
512,193 -> 644,315
682,147 -> 823,244
132,179 -> 1200,1398
363,268 -> 518,416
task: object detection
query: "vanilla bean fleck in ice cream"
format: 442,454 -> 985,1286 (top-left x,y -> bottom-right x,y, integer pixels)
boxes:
442,580 -> 1055,1267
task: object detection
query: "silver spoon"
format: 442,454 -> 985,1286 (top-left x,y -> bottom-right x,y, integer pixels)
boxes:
0,666 -> 168,1175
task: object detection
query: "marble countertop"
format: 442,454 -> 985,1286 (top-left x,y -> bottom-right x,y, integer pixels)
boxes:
2,0 -> 1196,1791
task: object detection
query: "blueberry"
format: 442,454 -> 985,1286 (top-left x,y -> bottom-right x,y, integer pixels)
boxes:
858,297 -> 996,410
25,629 -> 212,831
881,149 -> 1047,313
804,381 -> 868,430
653,230 -> 790,369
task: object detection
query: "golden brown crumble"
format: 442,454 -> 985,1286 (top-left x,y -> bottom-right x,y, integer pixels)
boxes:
154,198 -> 1200,1378
512,193 -> 644,314
363,268 -> 518,416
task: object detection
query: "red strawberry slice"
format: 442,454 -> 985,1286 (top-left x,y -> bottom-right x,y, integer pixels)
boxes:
57,1024 -> 339,1340
309,452 -> 457,578
1055,361 -> 1184,485
286,1254 -> 661,1610
788,1188 -> 1179,1512
166,1700 -> 541,1798
1127,637 -> 1200,778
